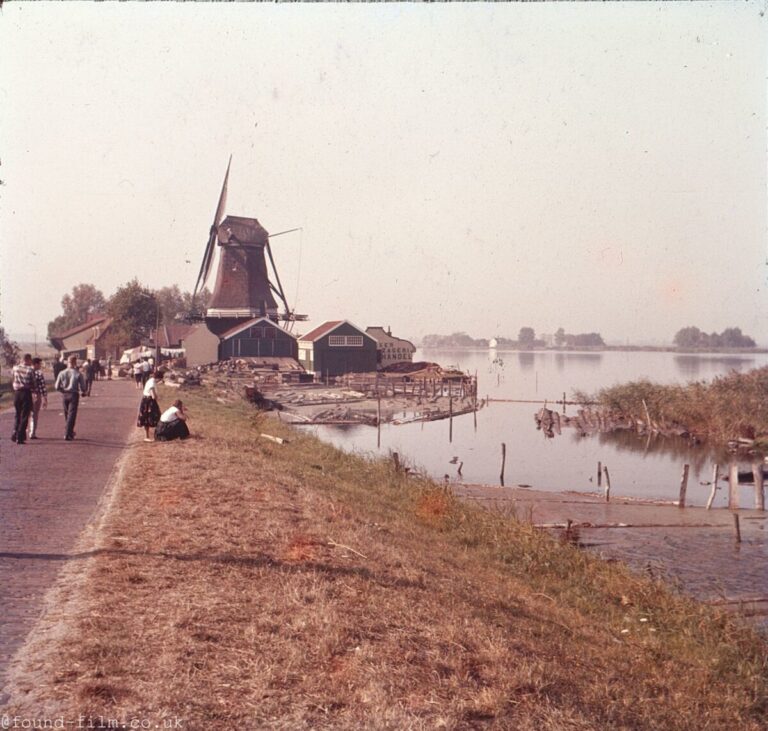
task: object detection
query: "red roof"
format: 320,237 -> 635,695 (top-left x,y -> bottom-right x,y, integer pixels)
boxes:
53,314 -> 109,340
298,321 -> 344,342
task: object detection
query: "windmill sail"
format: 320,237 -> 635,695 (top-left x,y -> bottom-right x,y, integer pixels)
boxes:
193,155 -> 231,300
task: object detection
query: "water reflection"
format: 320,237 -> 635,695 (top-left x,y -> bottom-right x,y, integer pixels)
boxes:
517,352 -> 535,370
674,354 -> 756,380
589,429 -> 724,472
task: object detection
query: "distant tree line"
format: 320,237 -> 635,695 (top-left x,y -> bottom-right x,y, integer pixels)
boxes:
421,327 -> 605,349
673,326 -> 756,349
553,327 -> 605,348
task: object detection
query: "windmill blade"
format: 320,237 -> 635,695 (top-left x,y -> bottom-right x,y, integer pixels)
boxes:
193,156 -> 232,299
193,228 -> 217,298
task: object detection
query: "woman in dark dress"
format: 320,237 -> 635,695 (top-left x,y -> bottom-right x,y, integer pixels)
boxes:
137,370 -> 164,441
155,399 -> 190,441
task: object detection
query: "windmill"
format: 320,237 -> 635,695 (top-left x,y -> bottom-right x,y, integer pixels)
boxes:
192,158 -> 307,335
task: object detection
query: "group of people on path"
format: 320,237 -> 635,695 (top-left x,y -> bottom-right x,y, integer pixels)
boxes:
11,354 -> 189,444
135,366 -> 190,442
10,354 -> 48,444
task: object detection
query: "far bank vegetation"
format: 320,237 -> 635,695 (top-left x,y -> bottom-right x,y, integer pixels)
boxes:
578,366 -> 768,446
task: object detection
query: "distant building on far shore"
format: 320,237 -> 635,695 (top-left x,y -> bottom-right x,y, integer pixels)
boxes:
366,326 -> 417,369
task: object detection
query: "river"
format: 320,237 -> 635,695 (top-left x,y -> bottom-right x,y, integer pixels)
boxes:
312,349 -> 768,506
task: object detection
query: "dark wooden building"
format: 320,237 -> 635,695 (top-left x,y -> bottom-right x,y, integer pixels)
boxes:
219,317 -> 298,360
298,321 -> 378,378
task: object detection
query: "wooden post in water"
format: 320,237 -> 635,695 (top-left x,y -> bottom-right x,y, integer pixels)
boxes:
706,464 -> 719,510
641,398 -> 652,432
377,387 -> 382,449
728,462 -> 739,510
678,464 -> 689,508
562,392 -> 567,415
753,462 -> 765,511
597,461 -> 602,488
733,513 -> 742,544
603,466 -> 611,502
500,442 -> 506,487
448,393 -> 453,443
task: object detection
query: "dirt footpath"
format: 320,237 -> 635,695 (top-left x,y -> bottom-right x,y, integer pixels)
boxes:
0,378 -> 140,699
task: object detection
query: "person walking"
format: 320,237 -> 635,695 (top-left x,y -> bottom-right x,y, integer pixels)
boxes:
11,353 -> 35,445
83,359 -> 94,397
54,356 -> 87,441
137,369 -> 164,442
27,357 -> 48,440
140,357 -> 152,386
132,360 -> 143,388
52,354 -> 66,382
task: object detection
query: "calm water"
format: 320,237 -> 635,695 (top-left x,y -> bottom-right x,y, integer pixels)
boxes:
313,349 -> 768,506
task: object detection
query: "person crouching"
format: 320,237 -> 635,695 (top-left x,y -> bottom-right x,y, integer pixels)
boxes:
155,399 -> 190,441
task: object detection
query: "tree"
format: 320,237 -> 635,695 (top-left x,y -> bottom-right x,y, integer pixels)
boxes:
518,327 -> 536,345
107,279 -> 159,347
154,285 -> 211,322
720,327 -> 756,348
47,283 -> 106,341
554,327 -> 566,347
1,326 -> 20,366
673,326 -> 756,349
673,326 -> 704,348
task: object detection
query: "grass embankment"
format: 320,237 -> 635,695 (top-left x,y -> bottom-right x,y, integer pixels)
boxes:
7,388 -> 767,729
579,366 -> 768,447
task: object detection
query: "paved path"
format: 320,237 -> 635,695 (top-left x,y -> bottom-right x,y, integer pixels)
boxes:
0,377 -> 139,692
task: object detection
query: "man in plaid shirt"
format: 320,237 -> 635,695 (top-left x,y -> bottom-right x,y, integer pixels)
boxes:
27,356 -> 48,440
11,353 -> 35,444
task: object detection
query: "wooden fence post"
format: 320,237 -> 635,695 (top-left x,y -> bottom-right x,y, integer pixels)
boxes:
706,464 -> 719,510
754,463 -> 765,511
678,464 -> 689,508
603,466 -> 611,502
733,513 -> 742,544
500,442 -> 506,487
728,463 -> 739,510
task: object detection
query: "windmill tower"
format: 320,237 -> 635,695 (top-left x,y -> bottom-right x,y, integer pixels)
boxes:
192,158 -> 307,336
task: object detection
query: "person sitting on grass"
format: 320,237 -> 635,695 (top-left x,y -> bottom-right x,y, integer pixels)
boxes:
137,369 -> 164,442
155,399 -> 190,442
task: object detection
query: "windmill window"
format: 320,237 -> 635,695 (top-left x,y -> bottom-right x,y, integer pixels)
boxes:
329,335 -> 364,347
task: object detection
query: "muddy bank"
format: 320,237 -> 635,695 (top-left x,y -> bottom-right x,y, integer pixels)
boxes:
454,483 -> 768,625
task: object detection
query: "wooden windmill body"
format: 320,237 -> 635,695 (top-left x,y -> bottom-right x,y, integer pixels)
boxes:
193,159 -> 307,336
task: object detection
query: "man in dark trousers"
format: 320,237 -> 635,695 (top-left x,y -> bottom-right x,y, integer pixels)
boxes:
11,353 -> 35,444
54,356 -> 87,441
52,354 -> 66,382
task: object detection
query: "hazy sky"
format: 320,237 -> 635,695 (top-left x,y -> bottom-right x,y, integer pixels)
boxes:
1,2 -> 765,345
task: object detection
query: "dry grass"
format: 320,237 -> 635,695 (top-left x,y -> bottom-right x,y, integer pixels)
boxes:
578,366 -> 768,445
6,388 -> 767,730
